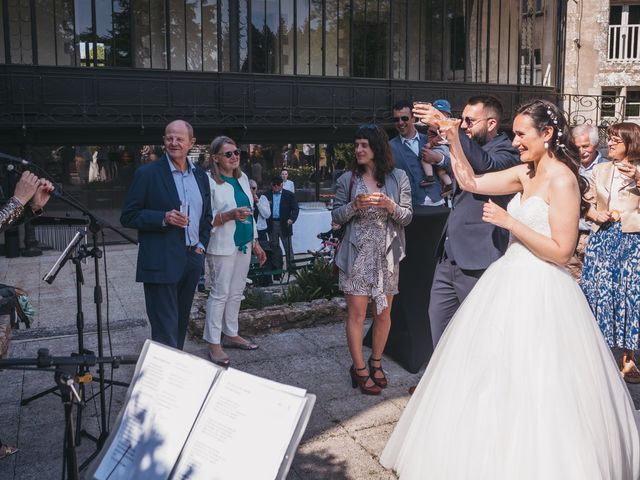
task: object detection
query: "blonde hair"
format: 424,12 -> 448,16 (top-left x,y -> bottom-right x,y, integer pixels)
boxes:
209,136 -> 242,184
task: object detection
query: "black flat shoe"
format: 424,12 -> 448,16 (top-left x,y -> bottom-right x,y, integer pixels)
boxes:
222,337 -> 259,350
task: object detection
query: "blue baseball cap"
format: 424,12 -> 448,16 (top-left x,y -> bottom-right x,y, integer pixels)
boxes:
432,99 -> 452,114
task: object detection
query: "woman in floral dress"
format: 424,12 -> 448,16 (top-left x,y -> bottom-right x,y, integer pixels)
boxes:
332,124 -> 412,395
581,122 -> 640,383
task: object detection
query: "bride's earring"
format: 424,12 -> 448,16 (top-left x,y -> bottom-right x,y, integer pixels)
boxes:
544,141 -> 549,150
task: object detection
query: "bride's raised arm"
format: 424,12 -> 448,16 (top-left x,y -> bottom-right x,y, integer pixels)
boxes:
445,121 -> 525,196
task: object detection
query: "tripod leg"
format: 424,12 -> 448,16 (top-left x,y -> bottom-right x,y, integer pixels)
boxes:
64,400 -> 79,480
20,386 -> 59,405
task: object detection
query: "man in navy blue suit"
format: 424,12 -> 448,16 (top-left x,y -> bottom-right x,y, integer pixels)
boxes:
265,176 -> 299,271
121,120 -> 212,349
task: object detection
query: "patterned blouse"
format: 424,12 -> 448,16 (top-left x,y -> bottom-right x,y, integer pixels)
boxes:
0,197 -> 26,234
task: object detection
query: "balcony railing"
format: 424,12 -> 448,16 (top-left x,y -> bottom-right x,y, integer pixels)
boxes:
560,93 -> 626,127
608,24 -> 640,61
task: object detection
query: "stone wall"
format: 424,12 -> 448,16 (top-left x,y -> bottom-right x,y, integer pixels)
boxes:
565,1 -> 640,96
189,294 -> 348,340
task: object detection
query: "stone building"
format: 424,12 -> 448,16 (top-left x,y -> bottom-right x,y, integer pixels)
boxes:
563,0 -> 639,126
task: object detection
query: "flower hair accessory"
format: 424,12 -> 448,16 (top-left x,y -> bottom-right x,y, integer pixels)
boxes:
546,108 -> 566,150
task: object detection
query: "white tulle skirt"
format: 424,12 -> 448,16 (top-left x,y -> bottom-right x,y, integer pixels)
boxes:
380,248 -> 640,480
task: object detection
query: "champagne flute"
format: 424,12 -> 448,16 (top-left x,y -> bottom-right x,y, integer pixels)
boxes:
413,101 -> 431,127
437,118 -> 458,145
239,206 -> 253,225
179,201 -> 190,227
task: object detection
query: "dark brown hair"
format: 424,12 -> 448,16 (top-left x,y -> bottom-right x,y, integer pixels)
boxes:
515,99 -> 589,216
607,122 -> 640,162
467,95 -> 504,123
352,123 -> 395,186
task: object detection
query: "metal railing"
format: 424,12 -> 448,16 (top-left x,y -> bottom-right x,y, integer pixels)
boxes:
608,24 -> 640,61
560,93 -> 626,127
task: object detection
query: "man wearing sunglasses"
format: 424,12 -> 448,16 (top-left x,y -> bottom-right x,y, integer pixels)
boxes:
389,100 -> 451,207
265,176 -> 299,273
121,120 -> 213,350
416,94 -> 520,351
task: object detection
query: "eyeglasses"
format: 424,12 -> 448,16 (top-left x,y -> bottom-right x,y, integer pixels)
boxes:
220,149 -> 240,158
462,117 -> 491,127
359,123 -> 378,130
607,137 -> 624,145
392,116 -> 410,123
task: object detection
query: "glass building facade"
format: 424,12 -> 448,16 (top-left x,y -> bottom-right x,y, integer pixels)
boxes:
0,0 -> 565,244
2,0 -> 561,85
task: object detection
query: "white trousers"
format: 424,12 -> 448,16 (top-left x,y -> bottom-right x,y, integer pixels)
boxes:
203,249 -> 251,344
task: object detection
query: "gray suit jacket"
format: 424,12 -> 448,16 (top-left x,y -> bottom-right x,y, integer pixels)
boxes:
437,131 -> 521,270
332,169 -> 413,277
389,133 -> 450,206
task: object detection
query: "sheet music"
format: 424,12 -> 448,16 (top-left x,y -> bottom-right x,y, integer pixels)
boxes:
171,368 -> 307,480
93,341 -> 221,480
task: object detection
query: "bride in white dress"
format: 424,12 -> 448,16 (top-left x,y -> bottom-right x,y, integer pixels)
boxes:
380,99 -> 640,480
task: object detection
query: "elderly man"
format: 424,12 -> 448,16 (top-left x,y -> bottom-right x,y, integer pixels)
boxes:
121,120 -> 213,349
265,175 -> 298,271
566,124 -> 605,280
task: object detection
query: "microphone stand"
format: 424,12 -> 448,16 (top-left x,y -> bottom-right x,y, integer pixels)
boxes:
47,185 -> 137,456
0,351 -> 138,480
10,156 -> 138,458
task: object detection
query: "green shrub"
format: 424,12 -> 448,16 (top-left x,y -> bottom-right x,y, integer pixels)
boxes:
285,258 -> 340,303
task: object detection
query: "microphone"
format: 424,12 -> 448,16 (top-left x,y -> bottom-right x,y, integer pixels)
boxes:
0,152 -> 31,166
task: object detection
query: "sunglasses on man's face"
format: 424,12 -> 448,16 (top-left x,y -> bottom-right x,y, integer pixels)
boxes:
220,149 -> 240,158
393,116 -> 411,123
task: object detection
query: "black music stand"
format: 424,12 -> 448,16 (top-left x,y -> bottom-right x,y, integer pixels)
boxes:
21,229 -> 87,406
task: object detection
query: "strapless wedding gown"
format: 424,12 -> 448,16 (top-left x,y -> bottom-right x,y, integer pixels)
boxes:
380,193 -> 640,480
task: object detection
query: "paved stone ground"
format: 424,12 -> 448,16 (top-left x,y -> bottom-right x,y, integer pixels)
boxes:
0,245 -> 422,480
0,245 -> 638,480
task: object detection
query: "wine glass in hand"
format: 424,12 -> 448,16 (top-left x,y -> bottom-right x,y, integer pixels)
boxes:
437,118 -> 458,145
237,206 -> 253,225
412,101 -> 431,127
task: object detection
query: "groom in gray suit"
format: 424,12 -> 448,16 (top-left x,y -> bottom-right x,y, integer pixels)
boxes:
426,95 -> 520,347
389,100 -> 450,207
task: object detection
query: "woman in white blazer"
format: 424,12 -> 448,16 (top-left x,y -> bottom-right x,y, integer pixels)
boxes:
205,136 -> 266,367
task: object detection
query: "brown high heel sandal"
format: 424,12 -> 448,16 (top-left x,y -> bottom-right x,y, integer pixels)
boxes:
368,356 -> 388,388
350,365 -> 382,395
621,354 -> 640,384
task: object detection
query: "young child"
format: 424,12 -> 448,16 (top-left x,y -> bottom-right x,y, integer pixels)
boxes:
419,99 -> 454,198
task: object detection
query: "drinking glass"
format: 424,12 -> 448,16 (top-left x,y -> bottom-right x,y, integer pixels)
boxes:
437,118 -> 458,145
180,202 -> 190,227
412,101 -> 431,127
239,207 -> 253,225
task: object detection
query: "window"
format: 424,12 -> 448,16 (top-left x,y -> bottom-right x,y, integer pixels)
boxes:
608,4 -> 640,61
521,0 -> 543,15
625,90 -> 640,117
601,88 -> 621,118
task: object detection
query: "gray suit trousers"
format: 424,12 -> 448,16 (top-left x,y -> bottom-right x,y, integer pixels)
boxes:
428,256 -> 484,348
